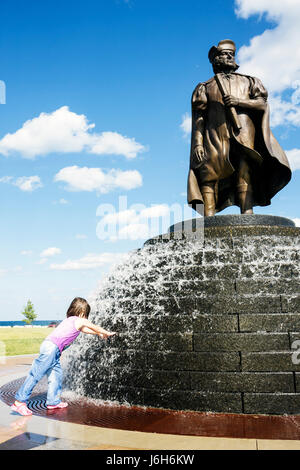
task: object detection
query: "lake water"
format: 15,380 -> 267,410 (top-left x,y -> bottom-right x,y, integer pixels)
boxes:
0,321 -> 57,327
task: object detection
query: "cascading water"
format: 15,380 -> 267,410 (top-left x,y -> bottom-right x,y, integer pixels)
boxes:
63,216 -> 300,415
63,236 -> 202,401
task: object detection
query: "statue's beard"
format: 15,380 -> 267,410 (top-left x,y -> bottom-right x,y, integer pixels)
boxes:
212,59 -> 239,74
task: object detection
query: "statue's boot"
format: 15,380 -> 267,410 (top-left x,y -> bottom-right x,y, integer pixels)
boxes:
201,184 -> 216,216
238,190 -> 253,215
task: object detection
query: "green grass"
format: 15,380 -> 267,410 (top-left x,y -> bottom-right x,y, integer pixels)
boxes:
0,327 -> 51,356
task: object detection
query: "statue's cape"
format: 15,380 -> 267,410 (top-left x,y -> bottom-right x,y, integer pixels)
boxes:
187,79 -> 292,213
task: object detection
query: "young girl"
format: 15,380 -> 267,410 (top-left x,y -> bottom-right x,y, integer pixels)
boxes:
11,297 -> 116,416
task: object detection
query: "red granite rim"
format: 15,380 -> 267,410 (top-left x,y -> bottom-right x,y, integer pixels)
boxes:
2,377 -> 300,440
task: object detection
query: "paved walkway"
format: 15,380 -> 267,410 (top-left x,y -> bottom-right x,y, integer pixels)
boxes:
1,355 -> 300,450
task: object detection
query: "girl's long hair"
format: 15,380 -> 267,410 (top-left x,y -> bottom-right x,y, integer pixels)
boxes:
66,297 -> 90,319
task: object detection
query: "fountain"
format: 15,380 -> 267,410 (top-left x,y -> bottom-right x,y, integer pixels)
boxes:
63,214 -> 300,415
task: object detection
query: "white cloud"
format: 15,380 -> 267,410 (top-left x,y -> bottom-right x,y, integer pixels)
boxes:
0,107 -> 91,158
50,252 -> 127,271
285,149 -> 300,171
180,113 -> 192,138
21,250 -> 33,256
0,175 -> 43,192
0,106 -> 146,159
54,166 -> 142,193
235,0 -> 300,127
14,176 -> 43,192
97,203 -> 175,241
0,176 -> 13,184
89,132 -> 145,160
100,204 -> 169,227
40,247 -> 62,258
235,0 -> 298,24
266,92 -> 300,128
293,218 -> 300,227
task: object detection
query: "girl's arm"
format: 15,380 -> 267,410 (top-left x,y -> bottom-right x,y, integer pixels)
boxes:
80,325 -> 102,335
75,318 -> 116,339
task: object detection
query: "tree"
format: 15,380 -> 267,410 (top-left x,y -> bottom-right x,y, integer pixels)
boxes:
22,300 -> 37,325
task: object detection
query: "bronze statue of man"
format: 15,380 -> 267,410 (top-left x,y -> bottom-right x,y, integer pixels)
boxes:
187,39 -> 291,216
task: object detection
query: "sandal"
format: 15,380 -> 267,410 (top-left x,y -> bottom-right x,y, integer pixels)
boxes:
47,402 -> 68,409
11,402 -> 32,416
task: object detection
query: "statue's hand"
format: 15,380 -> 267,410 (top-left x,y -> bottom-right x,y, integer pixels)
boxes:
223,95 -> 239,107
193,145 -> 205,164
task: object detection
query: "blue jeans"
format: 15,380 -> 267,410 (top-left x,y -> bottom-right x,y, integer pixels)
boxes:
15,340 -> 62,406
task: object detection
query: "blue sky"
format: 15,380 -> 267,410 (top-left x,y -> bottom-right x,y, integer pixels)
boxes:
0,0 -> 299,320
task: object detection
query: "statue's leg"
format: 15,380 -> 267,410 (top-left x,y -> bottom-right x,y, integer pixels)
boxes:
236,158 -> 253,214
201,182 -> 216,216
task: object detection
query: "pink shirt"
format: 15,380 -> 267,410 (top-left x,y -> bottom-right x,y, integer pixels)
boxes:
46,316 -> 80,353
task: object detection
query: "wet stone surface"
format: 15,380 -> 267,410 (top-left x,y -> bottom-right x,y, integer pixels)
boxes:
63,217 -> 300,415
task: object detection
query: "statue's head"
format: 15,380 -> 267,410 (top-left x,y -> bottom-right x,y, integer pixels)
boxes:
208,39 -> 239,74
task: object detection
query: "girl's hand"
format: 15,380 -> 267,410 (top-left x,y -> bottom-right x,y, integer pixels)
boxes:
98,331 -> 117,340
